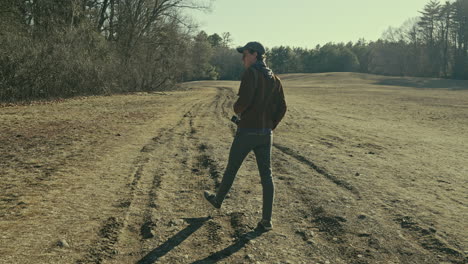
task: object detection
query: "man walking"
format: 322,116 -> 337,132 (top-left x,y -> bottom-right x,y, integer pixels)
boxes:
204,41 -> 287,232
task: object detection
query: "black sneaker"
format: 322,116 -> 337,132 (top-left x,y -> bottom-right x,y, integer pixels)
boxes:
256,219 -> 273,232
203,191 -> 221,209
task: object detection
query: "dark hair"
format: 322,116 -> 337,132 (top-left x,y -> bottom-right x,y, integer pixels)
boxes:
248,49 -> 266,61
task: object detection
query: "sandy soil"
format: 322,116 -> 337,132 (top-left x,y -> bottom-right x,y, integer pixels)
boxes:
0,73 -> 467,264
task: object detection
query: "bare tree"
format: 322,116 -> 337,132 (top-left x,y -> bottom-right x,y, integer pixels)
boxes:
439,1 -> 454,77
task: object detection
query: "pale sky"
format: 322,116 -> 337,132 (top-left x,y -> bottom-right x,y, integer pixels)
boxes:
188,0 -> 431,49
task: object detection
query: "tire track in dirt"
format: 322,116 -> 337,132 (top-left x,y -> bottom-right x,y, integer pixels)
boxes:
77,98 -> 208,263
112,104 -> 209,262
271,140 -> 466,264
272,109 -> 467,262
135,89 -> 248,263
275,139 -> 465,262
96,89 -> 238,263
77,133 -> 172,263
273,143 -> 361,198
195,143 -> 221,189
77,152 -> 156,263
270,147 -> 424,264
393,214 -> 466,263
268,146 -> 376,264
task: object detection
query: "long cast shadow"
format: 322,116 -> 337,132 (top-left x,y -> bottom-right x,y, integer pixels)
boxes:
137,217 -> 210,264
191,229 -> 264,264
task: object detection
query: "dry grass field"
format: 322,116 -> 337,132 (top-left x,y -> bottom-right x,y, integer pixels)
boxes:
0,73 -> 467,264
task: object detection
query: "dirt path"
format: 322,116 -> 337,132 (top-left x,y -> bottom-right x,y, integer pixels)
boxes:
1,73 -> 467,264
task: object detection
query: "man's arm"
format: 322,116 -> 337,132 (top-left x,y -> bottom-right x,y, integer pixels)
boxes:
233,69 -> 256,116
272,79 -> 287,130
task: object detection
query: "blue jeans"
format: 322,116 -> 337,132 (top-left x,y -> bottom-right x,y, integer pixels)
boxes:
215,130 -> 274,222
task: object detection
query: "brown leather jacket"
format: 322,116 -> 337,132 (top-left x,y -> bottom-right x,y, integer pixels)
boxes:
234,67 -> 287,130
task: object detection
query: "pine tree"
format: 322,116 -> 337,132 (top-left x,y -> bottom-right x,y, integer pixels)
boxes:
418,0 -> 443,76
418,0 -> 442,46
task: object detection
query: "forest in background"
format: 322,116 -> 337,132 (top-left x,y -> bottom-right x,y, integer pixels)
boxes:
1,0 -> 467,102
264,0 -> 468,80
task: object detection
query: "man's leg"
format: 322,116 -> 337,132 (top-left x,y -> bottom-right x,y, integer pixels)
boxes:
253,134 -> 274,222
215,133 -> 253,205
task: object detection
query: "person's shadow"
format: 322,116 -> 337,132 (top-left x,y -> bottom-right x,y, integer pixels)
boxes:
137,216 -> 265,264
190,230 -> 263,263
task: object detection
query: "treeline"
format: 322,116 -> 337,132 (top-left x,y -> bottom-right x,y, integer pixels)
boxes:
184,31 -> 244,81
1,0 -> 467,102
0,0 -> 213,102
266,0 -> 468,79
375,0 -> 468,79
185,0 -> 468,81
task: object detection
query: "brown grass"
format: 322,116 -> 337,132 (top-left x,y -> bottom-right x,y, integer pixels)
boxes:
1,73 -> 466,263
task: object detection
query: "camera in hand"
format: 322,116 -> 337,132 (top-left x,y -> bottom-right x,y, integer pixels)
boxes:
230,115 -> 240,125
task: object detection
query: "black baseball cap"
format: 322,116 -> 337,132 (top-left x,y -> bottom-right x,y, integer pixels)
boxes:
236,41 -> 266,55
